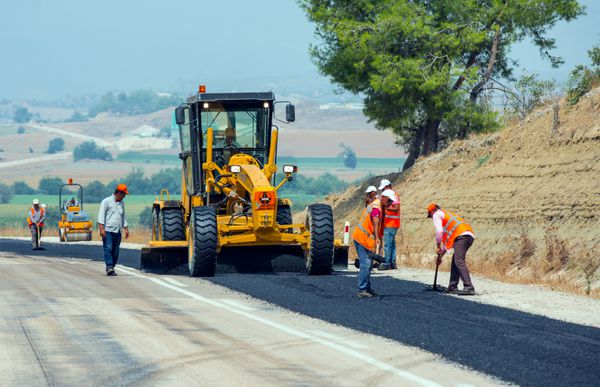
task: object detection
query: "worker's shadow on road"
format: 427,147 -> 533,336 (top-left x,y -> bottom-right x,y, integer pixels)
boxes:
207,271 -> 600,387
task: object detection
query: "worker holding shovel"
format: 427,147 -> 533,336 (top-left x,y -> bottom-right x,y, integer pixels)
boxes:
427,203 -> 476,295
27,199 -> 46,250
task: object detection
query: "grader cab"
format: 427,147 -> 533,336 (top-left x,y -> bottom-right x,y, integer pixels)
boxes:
141,87 -> 348,276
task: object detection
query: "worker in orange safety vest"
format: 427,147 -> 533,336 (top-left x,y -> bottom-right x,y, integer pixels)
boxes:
352,191 -> 394,298
378,179 -> 401,270
27,198 -> 46,250
427,203 -> 476,295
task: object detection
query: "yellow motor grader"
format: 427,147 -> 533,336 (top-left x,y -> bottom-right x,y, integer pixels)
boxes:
141,87 -> 348,276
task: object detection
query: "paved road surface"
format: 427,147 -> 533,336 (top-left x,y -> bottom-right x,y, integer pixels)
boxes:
0,239 -> 497,386
1,239 -> 600,386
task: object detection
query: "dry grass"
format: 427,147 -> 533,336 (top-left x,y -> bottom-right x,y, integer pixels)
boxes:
396,230 -> 600,299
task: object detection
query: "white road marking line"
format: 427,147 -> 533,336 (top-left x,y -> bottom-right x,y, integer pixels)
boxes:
310,329 -> 368,349
115,265 -> 441,387
218,299 -> 256,311
162,278 -> 188,287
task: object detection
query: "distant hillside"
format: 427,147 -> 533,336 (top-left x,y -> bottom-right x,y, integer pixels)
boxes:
328,87 -> 600,296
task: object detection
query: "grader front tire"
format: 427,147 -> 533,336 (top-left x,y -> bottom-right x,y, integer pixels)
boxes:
305,204 -> 334,275
188,206 -> 218,277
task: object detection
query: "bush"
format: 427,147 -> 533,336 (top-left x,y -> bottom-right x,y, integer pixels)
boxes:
73,141 -> 112,162
12,181 -> 36,194
337,143 -> 357,169
38,177 -> 64,195
150,168 -> 180,194
47,137 -> 65,154
85,180 -> 111,203
0,183 -> 13,204
565,65 -> 595,106
138,206 -> 153,227
17,126 -> 25,134
13,107 -> 32,123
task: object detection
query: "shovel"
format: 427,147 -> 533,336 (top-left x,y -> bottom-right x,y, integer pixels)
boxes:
34,223 -> 45,250
424,252 -> 446,292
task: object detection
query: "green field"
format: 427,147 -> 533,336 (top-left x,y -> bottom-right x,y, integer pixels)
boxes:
1,195 -> 157,228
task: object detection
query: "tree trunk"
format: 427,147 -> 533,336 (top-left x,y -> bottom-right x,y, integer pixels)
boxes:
402,125 -> 425,171
422,118 -> 440,156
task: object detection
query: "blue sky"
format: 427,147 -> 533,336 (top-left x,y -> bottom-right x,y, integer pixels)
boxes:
0,0 -> 598,99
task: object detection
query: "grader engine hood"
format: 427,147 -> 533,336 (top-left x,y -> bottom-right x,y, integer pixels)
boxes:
233,163 -> 277,232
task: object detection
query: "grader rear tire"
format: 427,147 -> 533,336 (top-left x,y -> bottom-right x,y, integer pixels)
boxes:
188,206 -> 218,277
305,204 -> 334,275
276,204 -> 293,233
160,208 -> 185,241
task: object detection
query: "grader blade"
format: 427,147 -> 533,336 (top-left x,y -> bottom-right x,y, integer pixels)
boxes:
140,246 -> 187,274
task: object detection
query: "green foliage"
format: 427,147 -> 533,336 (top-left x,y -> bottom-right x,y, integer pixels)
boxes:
13,107 -> 32,123
565,65 -> 594,106
85,180 -> 112,203
17,126 -> 25,134
88,90 -> 180,117
337,143 -> 357,169
476,154 -> 491,169
589,42 -> 600,69
149,168 -> 180,194
65,111 -> 87,122
138,206 -> 153,227
280,173 -> 348,196
73,141 -> 113,162
38,177 -> 63,195
12,181 -> 37,195
508,72 -> 557,119
47,137 -> 65,154
0,183 -> 13,204
299,0 -> 584,169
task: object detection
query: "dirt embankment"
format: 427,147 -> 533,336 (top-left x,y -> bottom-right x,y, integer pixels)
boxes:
328,87 -> 600,296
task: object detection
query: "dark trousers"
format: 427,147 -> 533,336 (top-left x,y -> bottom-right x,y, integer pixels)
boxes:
102,231 -> 122,268
449,235 -> 474,290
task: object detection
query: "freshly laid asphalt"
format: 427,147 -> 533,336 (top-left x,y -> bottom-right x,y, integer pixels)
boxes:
2,238 -> 599,386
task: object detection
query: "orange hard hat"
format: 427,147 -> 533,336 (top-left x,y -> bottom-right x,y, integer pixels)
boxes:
426,202 -> 438,217
116,183 -> 129,194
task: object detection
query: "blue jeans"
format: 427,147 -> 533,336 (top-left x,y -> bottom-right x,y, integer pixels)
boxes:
383,227 -> 398,267
102,231 -> 122,268
355,240 -> 372,291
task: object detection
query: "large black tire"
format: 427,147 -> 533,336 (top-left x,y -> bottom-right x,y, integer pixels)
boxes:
188,206 -> 218,277
276,203 -> 293,233
160,207 -> 185,241
305,204 -> 334,275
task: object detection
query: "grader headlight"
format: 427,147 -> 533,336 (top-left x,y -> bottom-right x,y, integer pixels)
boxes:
283,165 -> 297,174
229,165 -> 242,174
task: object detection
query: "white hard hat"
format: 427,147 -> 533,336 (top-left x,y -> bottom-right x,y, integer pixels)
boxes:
32,199 -> 40,205
381,189 -> 397,203
41,203 -> 47,209
365,185 -> 377,194
378,179 -> 391,190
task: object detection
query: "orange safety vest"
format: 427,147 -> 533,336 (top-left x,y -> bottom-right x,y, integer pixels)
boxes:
440,209 -> 474,250
352,199 -> 383,250
383,191 -> 400,228
27,207 -> 45,227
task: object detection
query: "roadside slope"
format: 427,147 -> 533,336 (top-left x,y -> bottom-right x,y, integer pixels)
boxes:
330,88 -> 600,295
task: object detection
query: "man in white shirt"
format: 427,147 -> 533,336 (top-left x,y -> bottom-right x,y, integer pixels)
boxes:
98,184 -> 130,276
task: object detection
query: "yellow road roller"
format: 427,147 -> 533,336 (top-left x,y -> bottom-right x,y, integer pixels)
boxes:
58,178 -> 93,242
